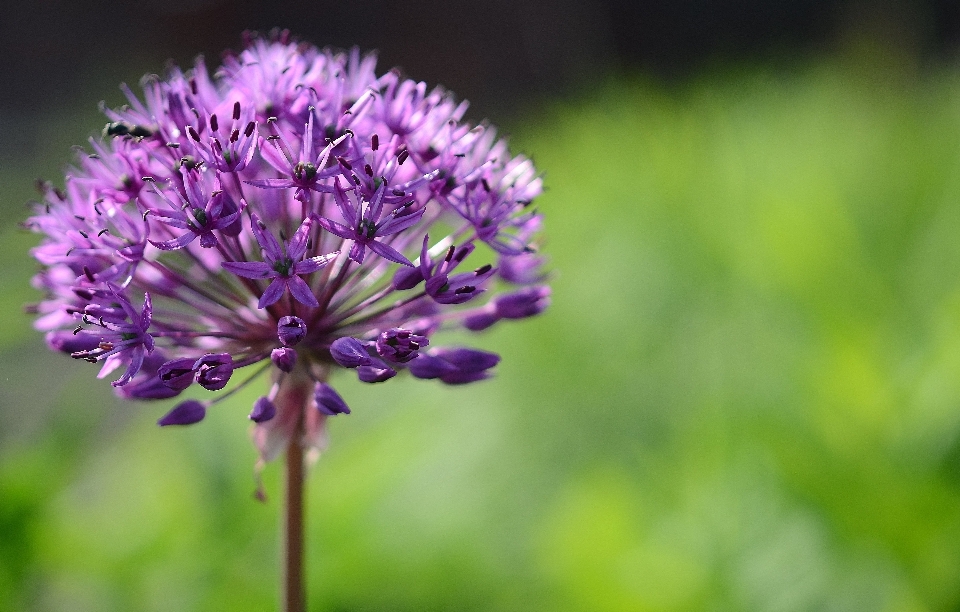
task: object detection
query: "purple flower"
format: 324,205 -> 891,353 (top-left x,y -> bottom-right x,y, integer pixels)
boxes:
222,214 -> 338,308
27,34 -> 548,464
313,178 -> 424,265
147,169 -> 245,251
69,285 -> 154,387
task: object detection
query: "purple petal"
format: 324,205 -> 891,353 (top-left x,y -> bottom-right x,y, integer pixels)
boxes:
367,240 -> 413,266
286,217 -> 313,261
287,275 -> 319,308
376,207 -> 425,236
315,216 -> 355,240
348,241 -> 366,264
257,278 -> 287,309
249,213 -> 283,260
158,399 -> 207,426
246,178 -> 298,189
222,260 -> 275,279
294,252 -> 338,275
150,232 -> 196,251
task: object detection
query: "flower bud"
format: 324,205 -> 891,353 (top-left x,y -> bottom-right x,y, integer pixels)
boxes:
314,382 -> 351,416
493,286 -> 551,319
158,399 -> 207,426
194,353 -> 233,391
249,396 -> 277,423
158,358 -> 197,390
277,316 -> 307,347
330,337 -> 373,368
271,347 -> 297,373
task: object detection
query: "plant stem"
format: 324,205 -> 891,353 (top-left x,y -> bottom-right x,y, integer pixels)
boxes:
284,390 -> 307,612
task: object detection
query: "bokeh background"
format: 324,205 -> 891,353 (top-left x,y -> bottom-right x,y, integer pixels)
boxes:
5,1 -> 960,610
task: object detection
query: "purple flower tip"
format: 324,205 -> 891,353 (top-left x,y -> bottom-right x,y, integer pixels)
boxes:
158,399 -> 207,426
330,337 -> 373,368
314,382 -> 351,416
277,316 -> 307,346
271,347 -> 297,373
249,396 -> 277,423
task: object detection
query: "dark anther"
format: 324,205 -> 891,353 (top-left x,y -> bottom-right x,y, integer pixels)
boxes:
364,164 -> 373,177
392,189 -> 405,196
455,246 -> 470,261
210,114 -> 219,132
230,129 -> 240,143
455,286 -> 475,294
343,129 -> 354,137
244,122 -> 256,137
474,264 -> 492,275
481,178 -> 491,192
233,101 -> 241,121
74,215 -> 85,221
266,135 -> 281,141
445,246 -> 455,262
97,229 -> 109,236
397,150 -> 409,165
371,134 -> 379,150
78,230 -> 89,239
166,142 -> 180,148
188,126 -> 201,142
352,174 -> 361,185
337,157 -> 352,170
267,116 -> 278,123
190,78 -> 198,95
73,325 -> 83,335
455,153 -> 466,158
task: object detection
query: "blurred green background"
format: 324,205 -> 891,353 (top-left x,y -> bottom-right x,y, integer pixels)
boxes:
7,6 -> 960,611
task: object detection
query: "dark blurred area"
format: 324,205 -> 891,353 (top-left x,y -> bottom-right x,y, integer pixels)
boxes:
2,0 -> 959,160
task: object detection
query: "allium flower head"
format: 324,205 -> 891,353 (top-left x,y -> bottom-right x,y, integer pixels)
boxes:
26,32 -> 549,463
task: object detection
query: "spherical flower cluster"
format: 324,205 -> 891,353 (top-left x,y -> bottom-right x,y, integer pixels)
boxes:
26,34 -> 549,463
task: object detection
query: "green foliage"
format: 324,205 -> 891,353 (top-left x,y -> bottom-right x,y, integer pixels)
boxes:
6,59 -> 960,610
